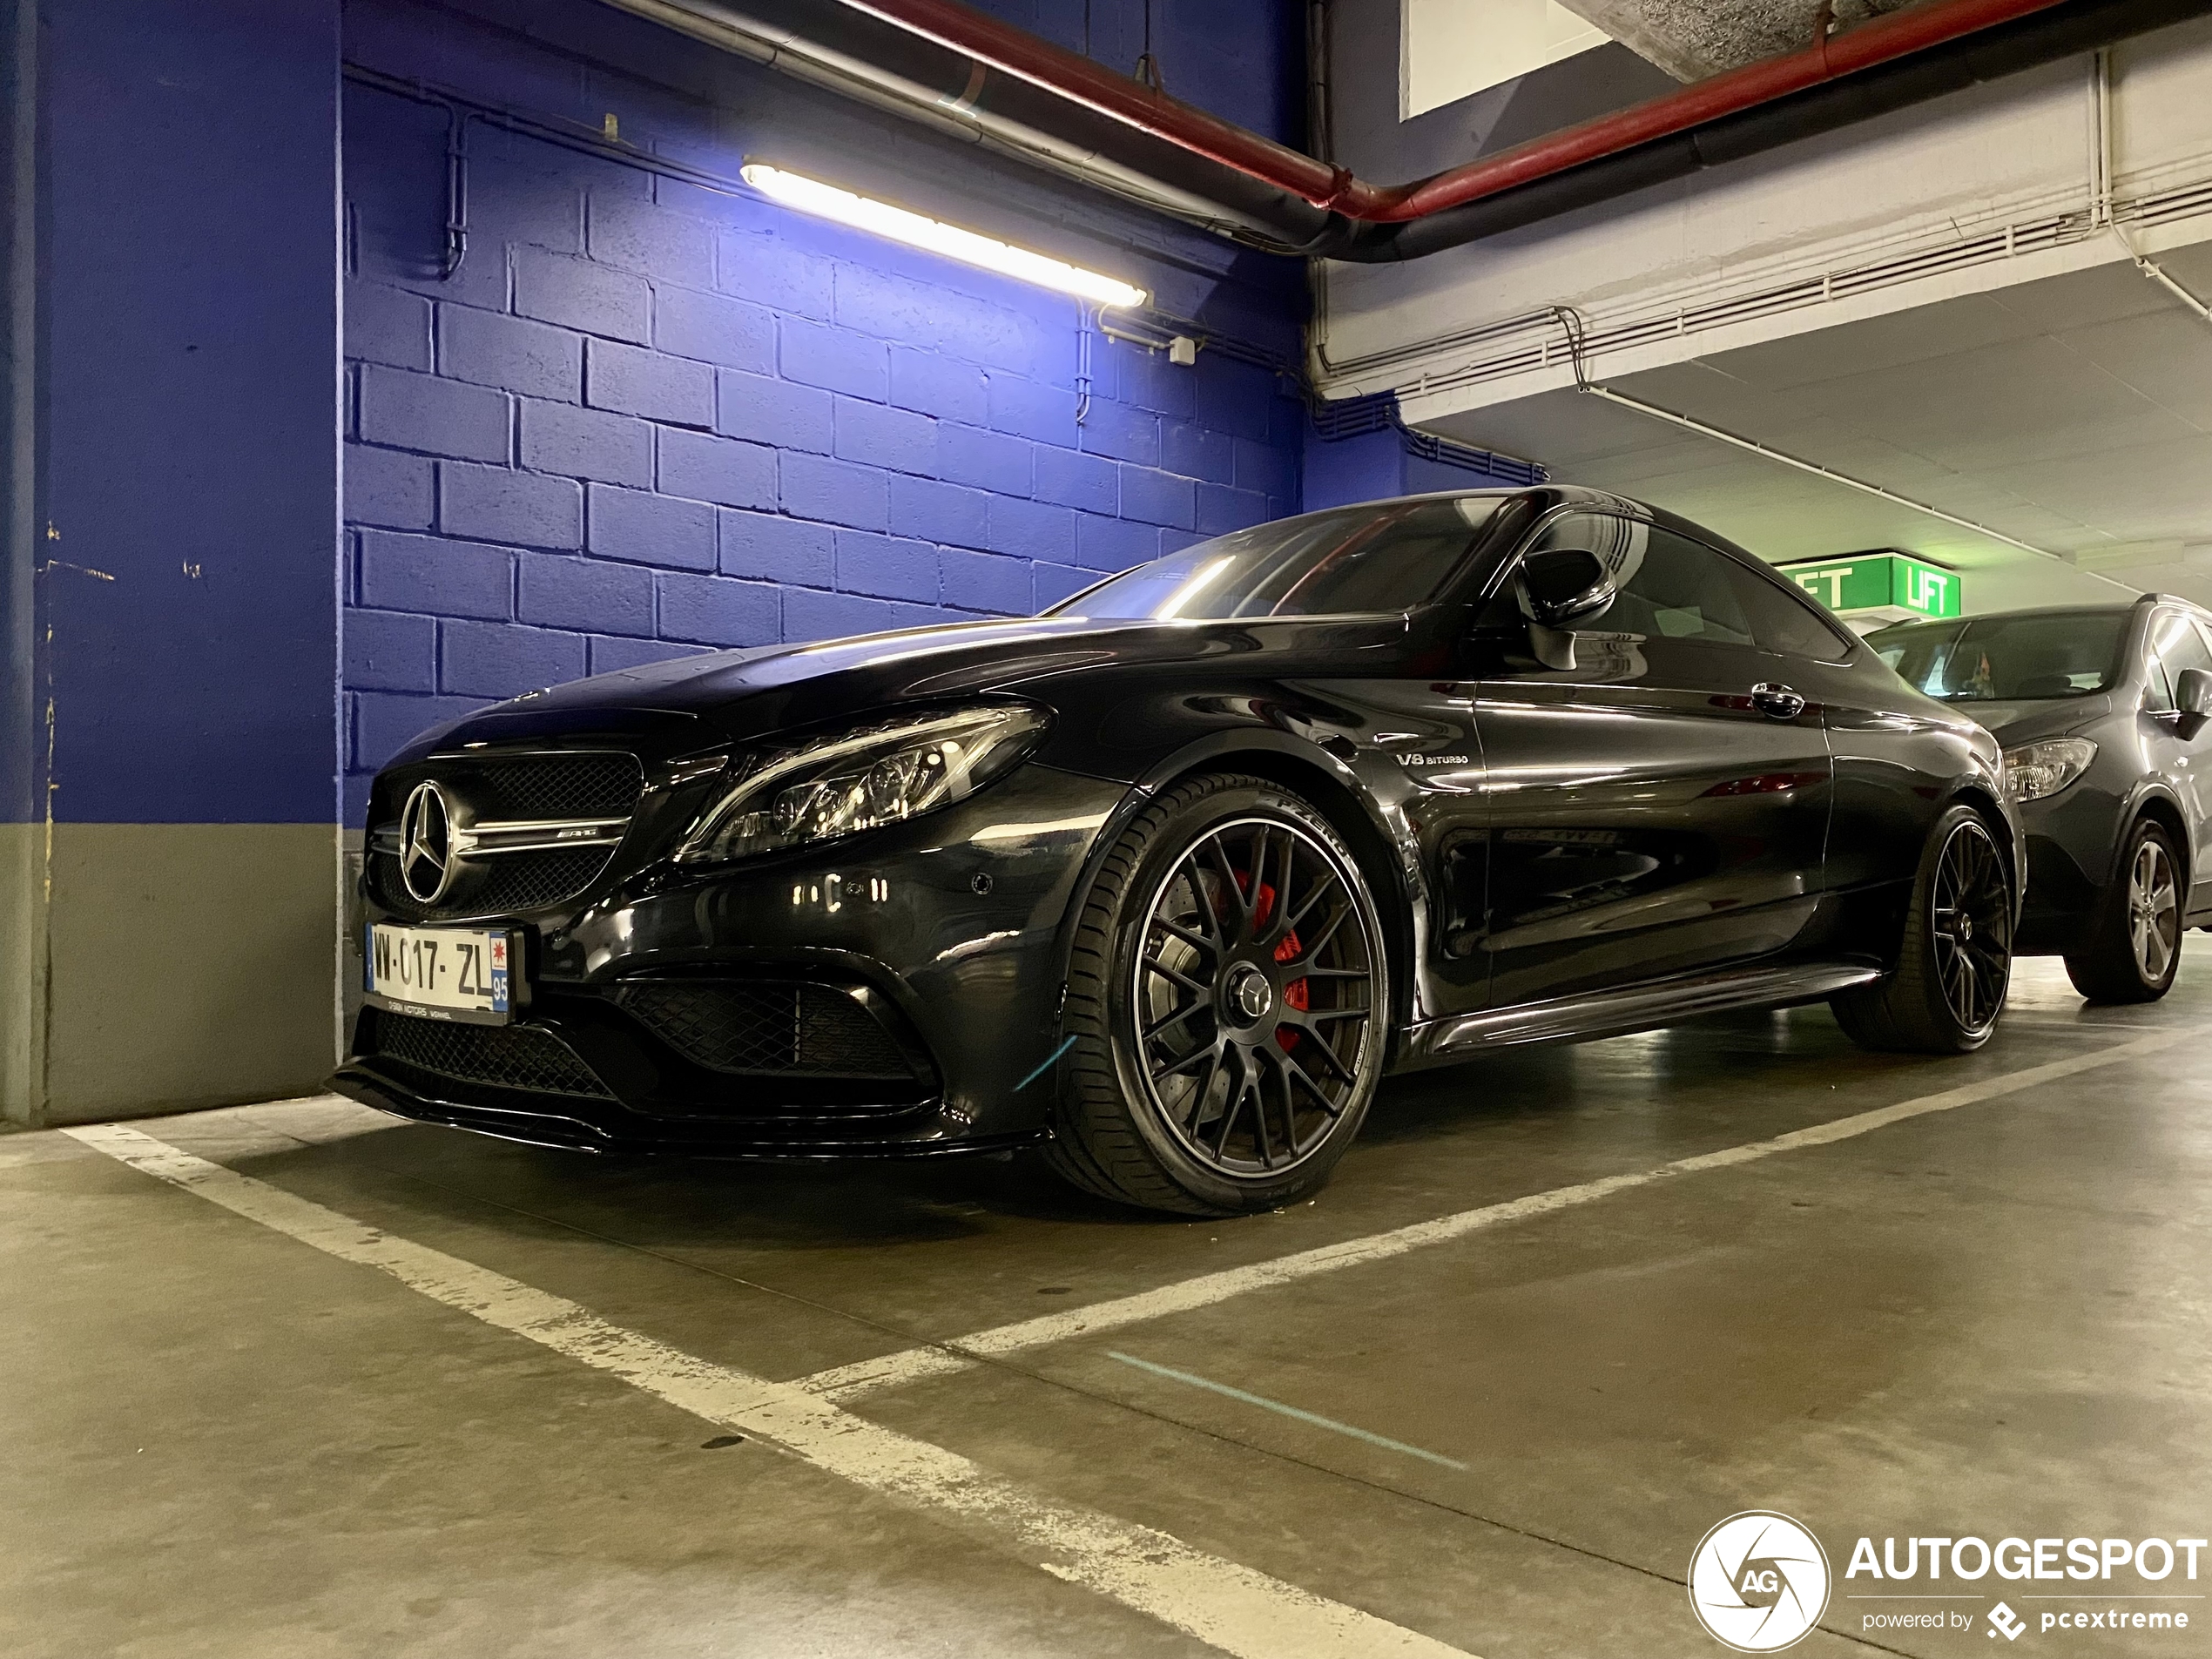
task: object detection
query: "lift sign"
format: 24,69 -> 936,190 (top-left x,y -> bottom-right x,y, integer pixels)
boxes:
1779,552 -> 1961,619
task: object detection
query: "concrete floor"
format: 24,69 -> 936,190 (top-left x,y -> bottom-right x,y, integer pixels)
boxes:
4,956 -> 2209,1659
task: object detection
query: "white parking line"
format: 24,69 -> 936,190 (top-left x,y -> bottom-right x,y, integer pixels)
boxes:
1108,1352 -> 1473,1472
64,1123 -> 1476,1659
796,1026 -> 2195,1404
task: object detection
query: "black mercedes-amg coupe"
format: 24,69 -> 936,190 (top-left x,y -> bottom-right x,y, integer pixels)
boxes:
335,487 -> 2021,1215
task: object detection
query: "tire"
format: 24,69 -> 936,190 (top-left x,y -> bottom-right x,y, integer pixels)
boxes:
2064,819 -> 2183,1003
1045,772 -> 1391,1216
1831,804 -> 2014,1054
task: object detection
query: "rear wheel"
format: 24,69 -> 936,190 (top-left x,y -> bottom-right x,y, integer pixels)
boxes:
2064,819 -> 2182,1003
1832,805 -> 2013,1054
1047,773 -> 1388,1216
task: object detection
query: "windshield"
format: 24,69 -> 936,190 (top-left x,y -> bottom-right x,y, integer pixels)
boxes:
1871,611 -> 2130,701
1045,496 -> 1521,622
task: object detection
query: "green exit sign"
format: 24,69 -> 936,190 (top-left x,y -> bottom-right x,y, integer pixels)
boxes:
1778,551 -> 1962,620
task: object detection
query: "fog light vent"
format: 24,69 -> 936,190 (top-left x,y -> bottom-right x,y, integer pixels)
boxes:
372,1013 -> 612,1099
611,981 -> 914,1081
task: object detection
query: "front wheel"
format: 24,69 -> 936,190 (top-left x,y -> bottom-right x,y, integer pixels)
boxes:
2064,819 -> 2182,1003
1832,804 -> 2014,1054
1047,773 -> 1390,1216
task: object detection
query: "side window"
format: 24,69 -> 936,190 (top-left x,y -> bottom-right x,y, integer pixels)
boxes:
2147,656 -> 2176,712
1616,528 -> 1761,646
1498,516 -> 1849,660
2157,610 -> 2212,679
1476,511 -> 1638,631
1728,562 -> 1852,660
1526,516 -> 1757,646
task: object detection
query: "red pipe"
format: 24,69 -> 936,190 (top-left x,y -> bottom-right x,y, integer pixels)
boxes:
832,0 -> 1348,209
833,0 -> 2078,224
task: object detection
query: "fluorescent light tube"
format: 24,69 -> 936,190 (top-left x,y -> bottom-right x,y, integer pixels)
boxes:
739,164 -> 1148,310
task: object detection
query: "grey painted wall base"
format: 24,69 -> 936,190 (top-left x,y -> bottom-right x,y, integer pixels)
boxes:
0,821 -> 48,1127
340,826 -> 366,1038
2,822 -> 339,1126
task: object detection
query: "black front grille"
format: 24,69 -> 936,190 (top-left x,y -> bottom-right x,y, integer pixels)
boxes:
366,750 -> 646,921
371,1012 -> 613,1099
612,981 -> 915,1080
470,753 -> 644,820
371,751 -> 645,826
368,846 -> 616,921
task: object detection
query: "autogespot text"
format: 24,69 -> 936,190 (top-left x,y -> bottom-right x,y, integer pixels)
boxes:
1850,1534 -> 2204,1637
1849,1534 -> 2206,1581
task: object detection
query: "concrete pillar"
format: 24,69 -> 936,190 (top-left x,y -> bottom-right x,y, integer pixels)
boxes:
2,0 -> 39,1127
1,0 -> 343,1126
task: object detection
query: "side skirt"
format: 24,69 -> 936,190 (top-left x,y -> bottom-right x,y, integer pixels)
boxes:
1395,958 -> 1884,1068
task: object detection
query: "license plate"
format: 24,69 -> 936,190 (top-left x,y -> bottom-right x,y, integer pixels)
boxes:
364,924 -> 517,1025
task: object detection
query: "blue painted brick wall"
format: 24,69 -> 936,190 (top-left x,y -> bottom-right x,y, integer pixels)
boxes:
339,0 -> 1308,823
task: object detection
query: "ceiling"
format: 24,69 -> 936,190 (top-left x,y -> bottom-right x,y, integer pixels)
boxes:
1420,238 -> 2212,613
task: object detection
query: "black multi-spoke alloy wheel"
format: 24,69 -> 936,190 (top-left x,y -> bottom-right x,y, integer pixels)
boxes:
2065,818 -> 2183,1004
1049,773 -> 1389,1215
1832,804 -> 2014,1054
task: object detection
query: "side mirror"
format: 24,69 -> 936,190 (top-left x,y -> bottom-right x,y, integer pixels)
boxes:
1517,549 -> 1616,629
2176,665 -> 2212,722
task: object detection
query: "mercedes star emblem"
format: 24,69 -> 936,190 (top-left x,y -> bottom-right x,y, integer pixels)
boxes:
399,780 -> 455,903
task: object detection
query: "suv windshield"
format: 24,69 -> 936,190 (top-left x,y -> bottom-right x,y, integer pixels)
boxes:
1871,611 -> 2130,701
1045,496 -> 1523,622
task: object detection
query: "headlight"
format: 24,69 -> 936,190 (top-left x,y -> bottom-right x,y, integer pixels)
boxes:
677,704 -> 1049,864
2003,737 -> 2097,802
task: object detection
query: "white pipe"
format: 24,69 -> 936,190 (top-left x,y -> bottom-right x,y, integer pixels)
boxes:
2134,253 -> 2212,324
2095,50 -> 2212,327
1574,382 -> 2069,563
1542,303 -> 2124,574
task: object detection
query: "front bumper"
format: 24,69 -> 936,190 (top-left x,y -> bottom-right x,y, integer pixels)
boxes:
333,764 -> 1133,1156
2011,783 -> 2126,955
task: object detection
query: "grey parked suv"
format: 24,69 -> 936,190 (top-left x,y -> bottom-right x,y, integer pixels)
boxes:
1870,594 -> 2212,1003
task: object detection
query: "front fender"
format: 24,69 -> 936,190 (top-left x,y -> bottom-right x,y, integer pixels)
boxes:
1042,721 -> 1431,1055
2114,778 -> 2194,886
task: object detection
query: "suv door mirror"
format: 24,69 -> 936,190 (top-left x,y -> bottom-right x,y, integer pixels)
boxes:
2176,665 -> 2212,720
1517,549 -> 1616,628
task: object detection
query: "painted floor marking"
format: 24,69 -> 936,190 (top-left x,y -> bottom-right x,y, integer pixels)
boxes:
64,1123 -> 1475,1659
1108,1352 -> 1472,1472
797,1026 -> 2195,1404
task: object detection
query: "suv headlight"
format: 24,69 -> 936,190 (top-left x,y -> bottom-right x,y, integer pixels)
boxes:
2003,737 -> 2097,802
677,704 -> 1049,864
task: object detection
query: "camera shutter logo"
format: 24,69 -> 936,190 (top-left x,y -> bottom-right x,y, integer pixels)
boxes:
399,781 -> 456,904
1688,1511 -> 1831,1652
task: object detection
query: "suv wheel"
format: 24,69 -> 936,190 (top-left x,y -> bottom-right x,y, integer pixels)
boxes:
2065,819 -> 2183,1003
1047,773 -> 1389,1216
1832,804 -> 2013,1053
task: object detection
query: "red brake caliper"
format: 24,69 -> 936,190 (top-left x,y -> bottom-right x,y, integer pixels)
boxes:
1233,871 -> 1309,1052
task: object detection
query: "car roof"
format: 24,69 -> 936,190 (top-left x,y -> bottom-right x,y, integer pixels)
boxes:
1279,483 -> 1750,553
1872,595 -> 2212,630
1872,604 -> 2134,628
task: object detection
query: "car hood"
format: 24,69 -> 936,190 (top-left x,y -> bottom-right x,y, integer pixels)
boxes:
1965,693 -> 2114,745
389,612 -> 1415,762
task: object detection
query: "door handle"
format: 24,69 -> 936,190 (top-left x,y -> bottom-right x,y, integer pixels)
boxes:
1750,681 -> 1806,720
